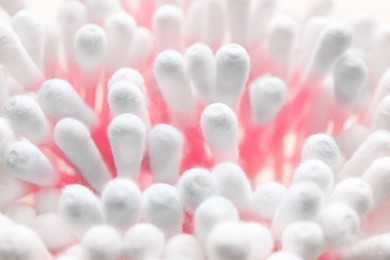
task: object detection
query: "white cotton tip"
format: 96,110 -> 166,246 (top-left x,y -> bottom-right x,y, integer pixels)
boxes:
32,213 -> 75,252
164,234 -> 205,260
351,12 -> 376,51
11,10 -> 44,69
34,188 -> 60,214
194,196 -> 239,243
54,118 -> 111,192
0,225 -> 51,260
305,23 -> 353,82
152,5 -> 183,51
105,13 -> 136,73
362,157 -> 390,205
281,221 -> 324,260
293,159 -> 334,195
108,81 -> 150,129
272,182 -> 324,239
244,222 -> 274,260
154,50 -> 195,123
215,44 -> 250,109
333,54 -> 368,106
0,174 -> 31,209
340,233 -> 390,260
177,168 -> 219,213
304,0 -> 333,20
0,213 -> 13,228
211,162 -> 252,212
252,182 -> 287,220
185,43 -> 216,104
336,124 -> 370,159
201,0 -> 226,50
42,19 -> 60,75
85,0 -> 122,25
4,141 -> 58,186
81,225 -> 123,260
59,184 -> 105,235
101,178 -> 142,229
206,221 -> 251,260
249,76 -> 287,125
301,133 -> 343,171
58,0 -> 87,61
373,70 -> 390,108
148,124 -> 184,184
0,21 -> 42,88
38,78 -> 98,128
266,15 -> 298,77
266,252 -> 303,260
330,178 -> 373,216
201,103 -> 238,162
373,95 -> 390,131
4,95 -> 49,143
128,27 -> 153,69
108,67 -> 146,96
224,0 -> 250,45
318,203 -> 360,249
0,0 -> 25,16
339,131 -> 390,179
123,223 -> 165,260
4,203 -> 36,226
248,0 -> 277,44
108,114 -> 146,179
143,183 -> 184,236
184,0 -> 203,43
74,24 -> 107,71
372,26 -> 390,79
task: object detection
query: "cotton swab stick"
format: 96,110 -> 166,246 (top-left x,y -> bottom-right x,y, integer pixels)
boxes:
148,124 -> 184,184
143,183 -> 184,236
224,0 -> 250,45
0,21 -> 43,88
201,103 -> 239,162
4,140 -> 58,186
81,225 -> 123,260
177,167 -> 219,213
38,78 -> 98,129
108,113 -> 146,179
123,223 -> 165,260
59,184 -> 105,236
54,118 -> 111,192
100,178 -> 142,229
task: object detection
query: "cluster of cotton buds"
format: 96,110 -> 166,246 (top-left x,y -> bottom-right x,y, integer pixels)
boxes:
2,0 -> 390,259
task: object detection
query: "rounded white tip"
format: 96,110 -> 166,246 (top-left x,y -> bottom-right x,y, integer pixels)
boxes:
266,252 -> 303,260
252,182 -> 287,220
148,124 -> 184,184
54,118 -> 111,192
293,159 -> 334,194
301,133 -> 343,170
194,196 -> 239,243
215,44 -> 250,108
333,54 -> 368,105
74,24 -> 107,71
244,222 -> 274,260
4,95 -> 49,143
211,162 -> 252,212
108,113 -> 146,179
143,183 -> 184,236
363,157 -> 390,205
108,68 -> 146,95
330,177 -> 373,216
272,182 -> 324,239
249,76 -> 287,125
59,184 -> 105,235
101,178 -> 142,229
201,103 -> 238,162
206,221 -> 251,260
38,78 -> 98,128
5,141 -> 58,186
123,223 -> 165,260
281,221 -> 324,260
164,234 -> 205,260
81,225 -> 123,260
373,95 -> 390,131
177,167 -> 219,213
318,203 -> 360,249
